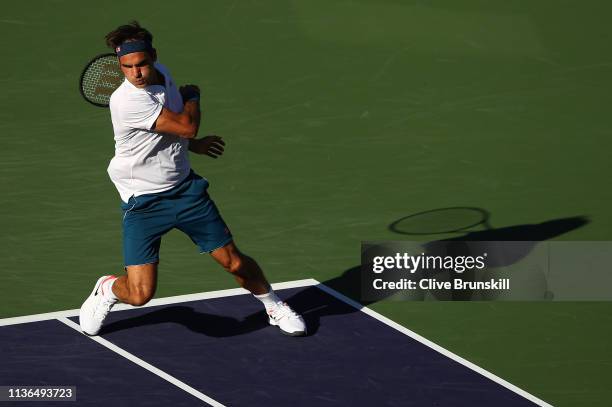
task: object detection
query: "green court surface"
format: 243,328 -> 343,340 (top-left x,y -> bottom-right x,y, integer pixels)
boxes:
1,1 -> 611,406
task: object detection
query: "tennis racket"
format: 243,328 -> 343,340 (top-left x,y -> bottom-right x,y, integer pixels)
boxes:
79,53 -> 124,107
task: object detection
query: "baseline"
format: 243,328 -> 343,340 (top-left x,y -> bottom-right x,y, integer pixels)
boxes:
0,278 -> 318,326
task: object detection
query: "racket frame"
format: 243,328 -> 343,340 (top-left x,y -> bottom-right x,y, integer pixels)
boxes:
388,207 -> 491,235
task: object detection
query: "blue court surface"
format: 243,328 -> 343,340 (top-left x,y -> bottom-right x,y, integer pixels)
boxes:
0,280 -> 550,406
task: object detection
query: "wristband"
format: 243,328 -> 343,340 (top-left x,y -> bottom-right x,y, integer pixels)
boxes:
182,88 -> 200,102
187,95 -> 200,103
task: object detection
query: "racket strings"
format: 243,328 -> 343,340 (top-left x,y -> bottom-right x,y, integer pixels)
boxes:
81,55 -> 123,106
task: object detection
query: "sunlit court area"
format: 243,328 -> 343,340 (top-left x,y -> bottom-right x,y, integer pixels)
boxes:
1,1 -> 611,406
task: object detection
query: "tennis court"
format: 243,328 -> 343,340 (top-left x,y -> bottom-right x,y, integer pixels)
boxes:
1,1 -> 611,406
1,280 -> 550,406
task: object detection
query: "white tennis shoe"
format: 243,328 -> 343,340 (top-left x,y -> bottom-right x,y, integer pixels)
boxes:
267,302 -> 306,336
79,276 -> 117,336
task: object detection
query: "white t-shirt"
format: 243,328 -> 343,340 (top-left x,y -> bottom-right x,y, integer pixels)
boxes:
107,62 -> 191,203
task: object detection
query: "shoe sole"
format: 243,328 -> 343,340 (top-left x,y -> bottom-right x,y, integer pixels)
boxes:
279,329 -> 307,337
268,317 -> 307,337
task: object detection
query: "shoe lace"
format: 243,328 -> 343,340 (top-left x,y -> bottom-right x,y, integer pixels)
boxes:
268,302 -> 299,320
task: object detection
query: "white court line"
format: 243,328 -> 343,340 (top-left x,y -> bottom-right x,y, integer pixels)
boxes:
0,278 -> 318,326
57,317 -> 225,407
1,277 -> 551,406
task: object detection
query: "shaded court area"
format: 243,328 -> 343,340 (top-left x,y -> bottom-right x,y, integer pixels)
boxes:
0,281 -> 549,406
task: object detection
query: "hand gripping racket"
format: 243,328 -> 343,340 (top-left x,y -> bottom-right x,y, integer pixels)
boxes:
79,53 -> 123,107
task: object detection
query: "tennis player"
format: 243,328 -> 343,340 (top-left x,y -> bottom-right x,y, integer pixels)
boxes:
79,21 -> 306,337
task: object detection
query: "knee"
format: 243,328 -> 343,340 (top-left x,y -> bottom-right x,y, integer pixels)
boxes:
128,285 -> 155,306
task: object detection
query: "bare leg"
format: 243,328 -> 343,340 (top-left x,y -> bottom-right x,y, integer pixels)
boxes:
209,241 -> 306,335
209,242 -> 270,295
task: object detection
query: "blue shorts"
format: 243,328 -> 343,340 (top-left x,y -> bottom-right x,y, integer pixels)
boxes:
121,171 -> 233,266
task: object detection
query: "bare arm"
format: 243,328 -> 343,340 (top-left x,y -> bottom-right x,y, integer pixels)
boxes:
152,85 -> 201,138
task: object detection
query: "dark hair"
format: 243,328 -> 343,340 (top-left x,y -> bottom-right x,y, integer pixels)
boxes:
105,21 -> 153,49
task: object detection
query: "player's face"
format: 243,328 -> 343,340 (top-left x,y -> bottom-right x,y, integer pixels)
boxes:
118,51 -> 156,88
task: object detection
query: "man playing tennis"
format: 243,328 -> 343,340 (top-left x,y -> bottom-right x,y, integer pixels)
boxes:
79,21 -> 306,337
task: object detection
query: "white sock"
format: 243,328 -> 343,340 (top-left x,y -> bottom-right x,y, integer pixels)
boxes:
101,276 -> 119,301
254,289 -> 281,310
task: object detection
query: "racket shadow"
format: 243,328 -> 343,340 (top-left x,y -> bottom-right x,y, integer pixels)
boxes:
315,212 -> 588,305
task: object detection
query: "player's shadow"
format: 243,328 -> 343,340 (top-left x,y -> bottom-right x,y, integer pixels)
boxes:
101,213 -> 588,337
414,215 -> 590,300
283,214 -> 589,332
100,305 -> 270,337
99,286 -> 356,338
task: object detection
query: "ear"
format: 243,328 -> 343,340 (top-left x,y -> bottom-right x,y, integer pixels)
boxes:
150,48 -> 158,62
